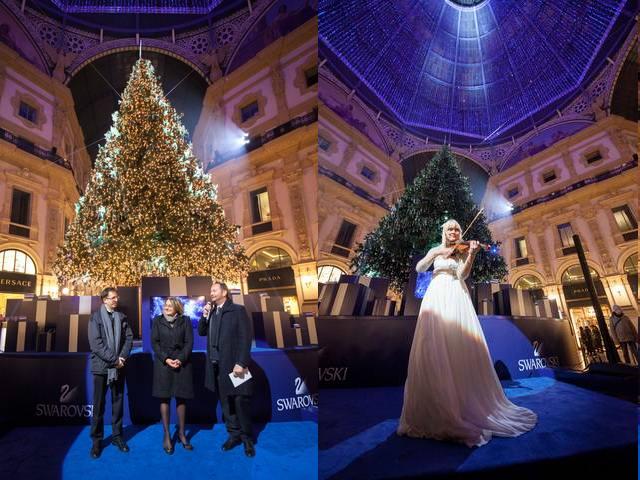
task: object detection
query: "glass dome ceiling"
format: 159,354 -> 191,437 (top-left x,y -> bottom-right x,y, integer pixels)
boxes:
319,0 -> 634,145
49,0 -> 223,14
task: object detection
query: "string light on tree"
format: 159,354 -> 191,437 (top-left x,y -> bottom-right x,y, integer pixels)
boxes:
54,59 -> 248,288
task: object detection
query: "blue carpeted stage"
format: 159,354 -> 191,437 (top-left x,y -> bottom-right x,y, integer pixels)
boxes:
0,345 -> 318,478
0,421 -> 317,480
319,378 -> 637,479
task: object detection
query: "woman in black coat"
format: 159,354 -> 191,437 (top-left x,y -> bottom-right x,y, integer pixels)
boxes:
151,297 -> 194,454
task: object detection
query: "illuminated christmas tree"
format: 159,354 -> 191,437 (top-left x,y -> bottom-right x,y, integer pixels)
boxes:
351,146 -> 507,291
54,59 -> 248,288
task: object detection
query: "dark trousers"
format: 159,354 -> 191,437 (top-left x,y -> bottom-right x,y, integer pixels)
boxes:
213,364 -> 252,441
90,373 -> 125,441
620,341 -> 639,364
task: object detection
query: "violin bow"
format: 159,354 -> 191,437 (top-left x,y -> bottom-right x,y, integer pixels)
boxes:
461,207 -> 484,239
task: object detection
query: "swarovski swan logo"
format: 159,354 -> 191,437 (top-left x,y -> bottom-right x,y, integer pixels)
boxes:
36,384 -> 93,418
276,376 -> 317,412
518,340 -> 559,371
294,377 -> 308,395
59,384 -> 78,403
532,341 -> 543,357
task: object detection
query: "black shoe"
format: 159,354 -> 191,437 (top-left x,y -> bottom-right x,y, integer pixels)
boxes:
179,437 -> 193,451
221,437 -> 242,451
90,441 -> 101,459
243,439 -> 255,457
111,437 -> 130,452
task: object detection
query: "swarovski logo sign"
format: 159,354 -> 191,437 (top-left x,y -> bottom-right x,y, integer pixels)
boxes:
35,384 -> 94,418
319,367 -> 348,382
517,341 -> 560,371
276,377 -> 318,412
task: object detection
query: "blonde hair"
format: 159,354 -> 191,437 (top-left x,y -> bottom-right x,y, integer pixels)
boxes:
165,296 -> 184,315
441,219 -> 462,246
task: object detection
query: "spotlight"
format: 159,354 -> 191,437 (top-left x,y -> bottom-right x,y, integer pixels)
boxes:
242,131 -> 250,145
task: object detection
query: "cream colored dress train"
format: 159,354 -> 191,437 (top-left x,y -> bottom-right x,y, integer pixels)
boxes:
397,249 -> 537,447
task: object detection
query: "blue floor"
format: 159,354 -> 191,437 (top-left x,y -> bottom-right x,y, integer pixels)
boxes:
320,378 -> 637,479
0,422 -> 317,480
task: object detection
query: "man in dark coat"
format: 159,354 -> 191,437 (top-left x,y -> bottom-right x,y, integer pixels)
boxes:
198,281 -> 254,456
88,287 -> 133,459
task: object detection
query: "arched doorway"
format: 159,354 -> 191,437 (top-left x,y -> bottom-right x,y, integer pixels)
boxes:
247,246 -> 299,314
0,249 -> 38,316
561,265 -> 611,329
317,265 -> 346,284
513,274 -> 545,301
623,253 -> 638,299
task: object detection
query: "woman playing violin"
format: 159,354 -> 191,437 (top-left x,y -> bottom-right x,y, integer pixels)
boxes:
397,219 -> 536,447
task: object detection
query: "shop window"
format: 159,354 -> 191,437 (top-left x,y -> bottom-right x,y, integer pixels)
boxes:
249,247 -> 292,272
318,265 -> 347,283
0,249 -> 36,274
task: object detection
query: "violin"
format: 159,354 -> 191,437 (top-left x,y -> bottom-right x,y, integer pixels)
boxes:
449,240 -> 495,255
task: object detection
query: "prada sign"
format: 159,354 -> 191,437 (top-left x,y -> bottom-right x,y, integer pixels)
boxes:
247,267 -> 295,291
0,271 -> 36,293
563,281 -> 606,301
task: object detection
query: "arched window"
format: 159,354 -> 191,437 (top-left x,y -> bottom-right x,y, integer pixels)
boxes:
318,265 -> 346,283
514,274 -> 543,290
623,253 -> 638,297
0,249 -> 36,274
561,265 -> 599,284
623,253 -> 638,274
249,247 -> 292,272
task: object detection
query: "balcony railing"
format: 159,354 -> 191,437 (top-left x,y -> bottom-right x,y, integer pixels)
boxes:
0,127 -> 72,171
206,108 -> 318,169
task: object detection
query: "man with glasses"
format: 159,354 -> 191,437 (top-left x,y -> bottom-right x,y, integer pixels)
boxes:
88,287 -> 133,459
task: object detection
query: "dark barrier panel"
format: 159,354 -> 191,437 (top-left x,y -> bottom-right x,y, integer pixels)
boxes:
318,315 -> 580,388
0,348 -> 317,426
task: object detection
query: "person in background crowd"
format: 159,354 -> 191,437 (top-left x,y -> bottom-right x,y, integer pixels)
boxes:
608,305 -> 638,365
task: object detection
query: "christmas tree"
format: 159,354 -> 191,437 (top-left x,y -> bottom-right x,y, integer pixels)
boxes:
54,59 -> 248,288
351,146 -> 507,291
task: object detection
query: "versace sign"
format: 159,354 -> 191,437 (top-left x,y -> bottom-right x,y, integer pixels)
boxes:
0,271 -> 36,293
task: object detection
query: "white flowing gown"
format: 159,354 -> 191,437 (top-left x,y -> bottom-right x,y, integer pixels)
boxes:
397,250 -> 537,447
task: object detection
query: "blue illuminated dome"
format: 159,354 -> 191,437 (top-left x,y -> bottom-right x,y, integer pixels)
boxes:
319,0 -> 635,145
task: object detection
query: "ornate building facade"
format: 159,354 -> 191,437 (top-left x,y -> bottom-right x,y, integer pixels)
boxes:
0,41 -> 91,313
193,17 -> 318,313
484,114 -> 638,337
317,76 -> 404,283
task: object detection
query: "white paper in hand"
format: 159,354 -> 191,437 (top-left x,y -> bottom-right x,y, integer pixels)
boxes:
229,369 -> 252,388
